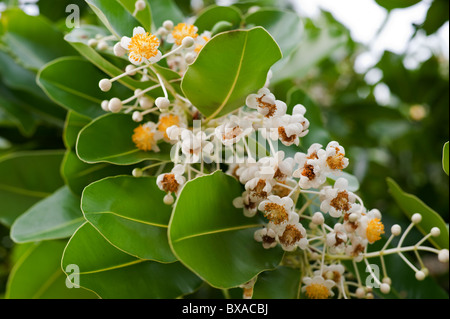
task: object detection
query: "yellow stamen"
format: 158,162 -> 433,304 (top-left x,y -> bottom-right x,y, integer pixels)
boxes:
128,32 -> 160,64
158,114 -> 180,139
305,284 -> 330,299
366,218 -> 385,243
132,124 -> 156,151
171,23 -> 198,46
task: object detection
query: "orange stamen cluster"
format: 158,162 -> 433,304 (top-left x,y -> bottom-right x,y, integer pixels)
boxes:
172,23 -> 198,45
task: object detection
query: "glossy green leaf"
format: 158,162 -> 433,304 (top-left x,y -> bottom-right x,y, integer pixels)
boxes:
421,0 -> 450,35
168,171 -> 284,288
252,266 -> 301,299
148,0 -> 184,28
82,176 -> 176,262
182,27 -> 282,120
37,57 -> 125,119
63,111 -> 92,150
6,240 -> 97,299
0,151 -> 65,226
375,0 -> 422,11
64,25 -> 181,95
62,223 -> 202,299
10,186 -> 84,243
85,0 -> 151,38
194,5 -> 242,33
245,9 -> 302,57
443,141 -> 449,175
0,8 -> 77,71
387,177 -> 449,249
76,113 -> 172,165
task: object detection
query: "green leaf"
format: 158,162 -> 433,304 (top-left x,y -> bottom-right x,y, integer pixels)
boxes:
76,113 -> 172,165
443,141 -> 449,175
182,27 -> 282,120
85,0 -> 150,38
194,5 -> 242,33
387,177 -> 449,249
252,266 -> 301,299
0,150 -> 65,226
6,240 -> 97,299
82,176 -> 176,262
421,0 -> 450,35
10,186 -> 84,243
0,8 -> 77,71
375,0 -> 422,11
62,223 -> 202,299
37,57 -> 123,119
245,9 -> 302,57
148,0 -> 184,28
168,171 -> 284,288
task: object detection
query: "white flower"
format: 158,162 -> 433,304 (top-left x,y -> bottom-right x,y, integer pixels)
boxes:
292,146 -> 327,189
254,227 -> 277,249
180,130 -> 213,163
356,209 -> 385,244
246,88 -> 287,118
319,177 -> 356,218
345,235 -> 368,261
317,141 -> 349,173
271,212 -> 307,251
120,27 -> 162,65
235,161 -> 259,184
156,164 -> 186,195
215,115 -> 253,146
302,275 -> 335,299
245,177 -> 273,202
257,151 -> 295,182
343,203 -> 366,233
315,264 -> 346,284
233,191 -> 258,218
326,223 -> 348,254
258,195 -> 294,225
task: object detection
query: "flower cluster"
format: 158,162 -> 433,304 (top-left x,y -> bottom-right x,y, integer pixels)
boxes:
90,1 -> 449,299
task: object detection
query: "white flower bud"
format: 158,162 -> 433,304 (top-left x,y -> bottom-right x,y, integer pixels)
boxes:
132,111 -> 143,122
391,224 -> 402,236
155,97 -> 170,111
312,212 -> 324,225
185,52 -> 197,65
182,36 -> 195,48
97,40 -> 108,51
87,39 -> 98,47
380,283 -> 391,294
163,20 -> 174,30
438,249 -> 449,263
99,79 -> 112,92
430,227 -> 441,237
164,193 -> 174,205
135,0 -> 146,11
101,100 -> 110,112
108,98 -> 123,113
113,42 -> 127,56
139,96 -> 154,109
382,277 -> 392,285
125,64 -> 137,76
132,168 -> 143,177
415,270 -> 426,281
411,213 -> 422,224
355,287 -> 365,299
348,213 -> 359,222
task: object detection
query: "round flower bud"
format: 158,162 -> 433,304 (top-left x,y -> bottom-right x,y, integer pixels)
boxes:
391,224 -> 402,236
87,39 -> 98,47
382,277 -> 392,285
97,40 -> 108,51
126,64 -> 137,76
355,287 -> 365,299
101,100 -> 110,112
155,97 -> 170,111
164,193 -> 174,205
415,270 -> 426,281
430,227 -> 440,237
132,111 -> 143,122
438,249 -> 449,263
411,213 -> 422,224
99,79 -> 112,92
139,96 -> 154,109
380,283 -> 390,294
185,52 -> 197,65
113,42 -> 127,57
312,212 -> 324,225
132,168 -> 143,178
108,98 -> 123,113
163,20 -> 174,31
181,36 -> 195,48
348,213 -> 359,223
135,0 -> 146,11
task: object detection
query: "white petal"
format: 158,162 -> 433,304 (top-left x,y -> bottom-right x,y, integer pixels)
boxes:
133,26 -> 146,36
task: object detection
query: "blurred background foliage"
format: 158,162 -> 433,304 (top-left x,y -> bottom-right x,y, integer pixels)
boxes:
0,0 -> 448,297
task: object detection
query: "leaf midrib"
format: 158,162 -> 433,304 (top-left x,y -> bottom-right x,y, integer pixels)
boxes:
172,223 -> 262,243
